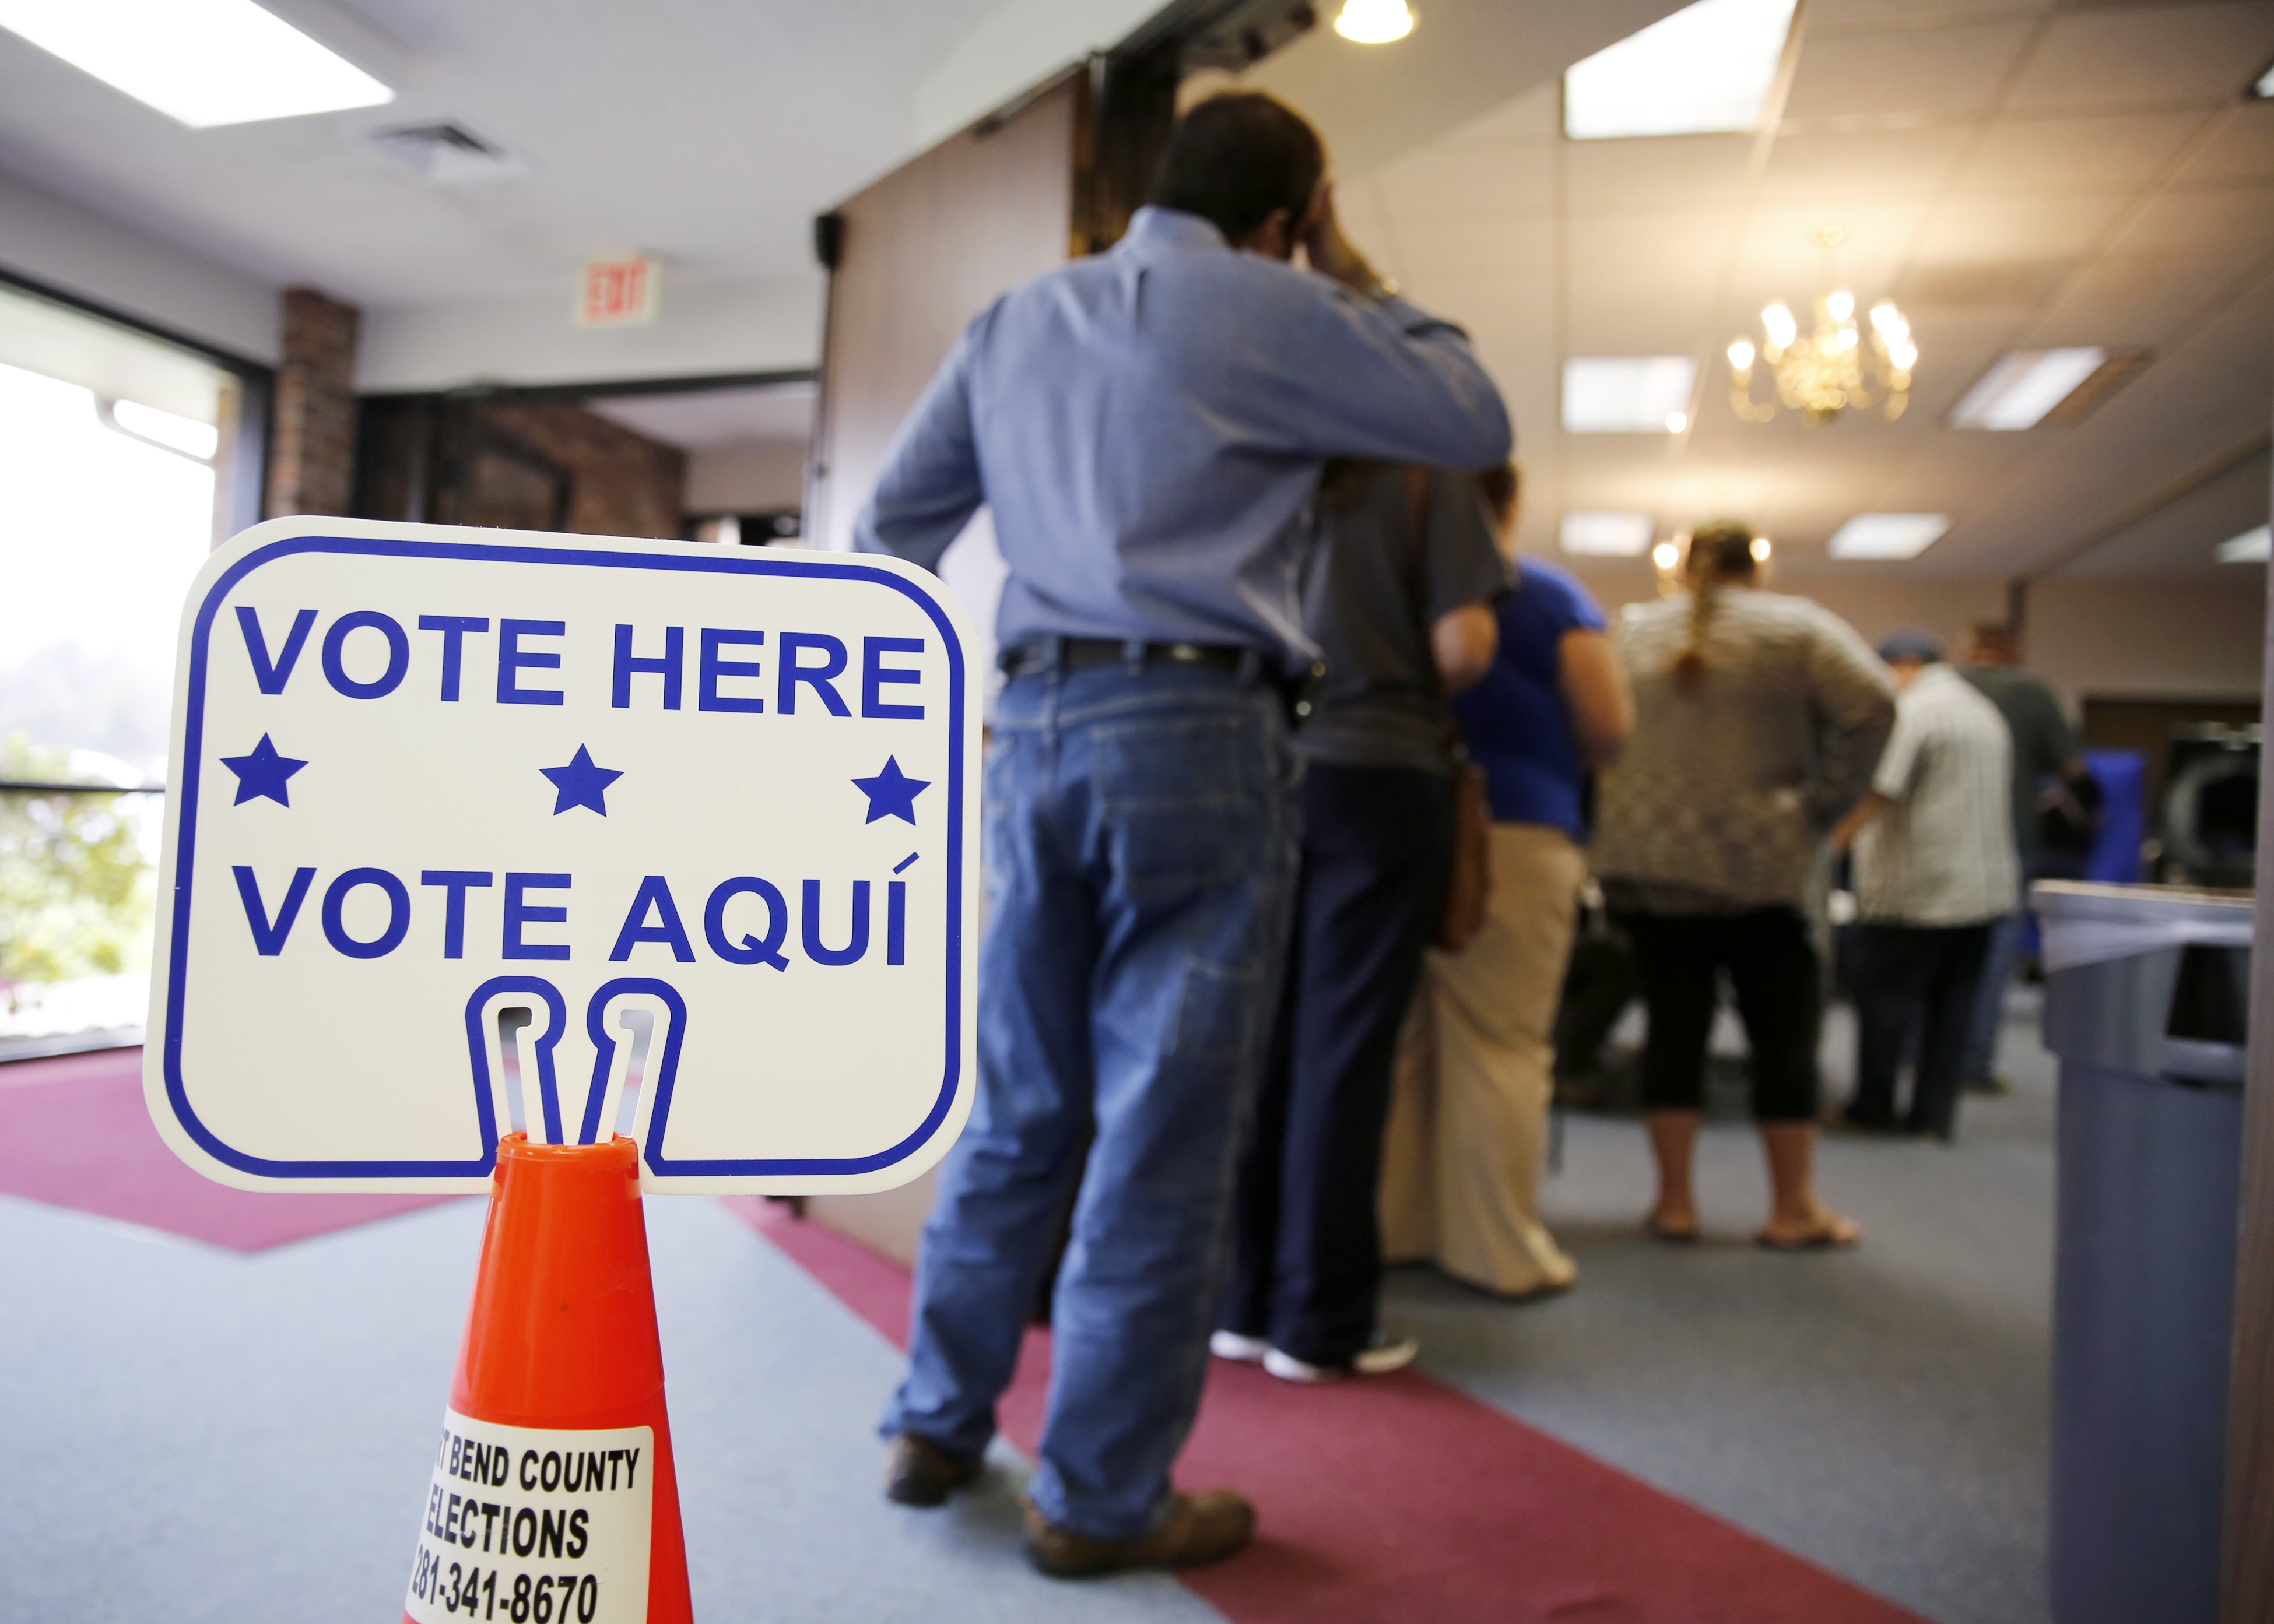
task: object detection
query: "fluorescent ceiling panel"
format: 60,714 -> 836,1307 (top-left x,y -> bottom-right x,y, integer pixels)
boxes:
1828,513 -> 1952,561
2216,525 -> 2271,564
1560,512 -> 1656,556
0,0 -> 393,127
1564,0 -> 1797,140
1563,356 -> 1697,433
1948,348 -> 2108,431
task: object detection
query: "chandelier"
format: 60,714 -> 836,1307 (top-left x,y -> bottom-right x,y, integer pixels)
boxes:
1726,228 -> 1916,425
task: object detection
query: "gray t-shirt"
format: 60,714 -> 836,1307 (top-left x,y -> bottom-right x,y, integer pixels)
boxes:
1960,663 -> 2079,856
1296,462 -> 1510,775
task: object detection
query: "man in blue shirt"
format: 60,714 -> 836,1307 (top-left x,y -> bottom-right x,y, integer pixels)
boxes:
855,93 -> 1510,1576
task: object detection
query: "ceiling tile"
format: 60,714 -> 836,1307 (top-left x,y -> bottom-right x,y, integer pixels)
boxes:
1915,191 -> 2135,261
2002,2 -> 2274,110
1560,135 -> 1752,214
1430,83 -> 1561,153
1757,124 -> 1977,201
1806,0 -> 2053,35
1388,215 -> 1557,278
1782,20 -> 2038,122
2110,185 -> 2274,256
2172,101 -> 2274,185
1953,110 -> 2211,192
2029,247 -> 2269,348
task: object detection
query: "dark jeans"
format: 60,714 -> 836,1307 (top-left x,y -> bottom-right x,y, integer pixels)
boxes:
1852,920 -> 1994,1138
1616,907 -> 1821,1121
880,661 -> 1300,1539
1223,762 -> 1453,1366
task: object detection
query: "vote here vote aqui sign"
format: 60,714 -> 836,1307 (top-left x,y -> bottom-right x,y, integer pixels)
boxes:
144,518 -> 978,1194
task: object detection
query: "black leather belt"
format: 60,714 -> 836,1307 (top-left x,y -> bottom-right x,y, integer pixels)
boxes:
1001,637 -> 1252,677
1000,637 -> 1328,726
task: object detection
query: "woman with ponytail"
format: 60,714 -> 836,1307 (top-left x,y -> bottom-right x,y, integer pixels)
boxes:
1591,521 -> 1895,1249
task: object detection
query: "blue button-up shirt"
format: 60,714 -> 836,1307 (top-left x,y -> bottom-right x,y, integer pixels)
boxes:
853,206 -> 1511,671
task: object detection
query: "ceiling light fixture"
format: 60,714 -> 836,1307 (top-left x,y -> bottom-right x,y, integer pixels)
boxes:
1564,0 -> 1797,140
1334,0 -> 1414,44
2217,525 -> 2271,564
0,0 -> 393,127
1652,541 -> 1682,571
1828,513 -> 1951,560
2252,58 -> 2274,99
1947,347 -> 2110,430
1561,512 -> 1657,556
1564,356 -> 1698,434
1728,226 -> 1914,425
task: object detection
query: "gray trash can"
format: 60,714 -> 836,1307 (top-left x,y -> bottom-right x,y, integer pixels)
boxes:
2037,881 -> 2254,1624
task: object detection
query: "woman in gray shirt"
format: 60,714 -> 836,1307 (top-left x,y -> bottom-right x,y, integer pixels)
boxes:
1592,521 -> 1894,1250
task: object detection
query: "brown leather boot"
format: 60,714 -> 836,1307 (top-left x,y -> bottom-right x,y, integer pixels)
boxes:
1022,1489 -> 1256,1578
882,1433 -> 981,1506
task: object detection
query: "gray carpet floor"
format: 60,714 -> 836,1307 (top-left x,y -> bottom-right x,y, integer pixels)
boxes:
1388,990 -> 2058,1624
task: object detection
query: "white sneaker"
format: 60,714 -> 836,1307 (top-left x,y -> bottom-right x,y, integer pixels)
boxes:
1209,1329 -> 1270,1363
1261,1330 -> 1421,1384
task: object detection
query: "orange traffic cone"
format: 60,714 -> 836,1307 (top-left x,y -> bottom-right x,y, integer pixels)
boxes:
402,1134 -> 693,1623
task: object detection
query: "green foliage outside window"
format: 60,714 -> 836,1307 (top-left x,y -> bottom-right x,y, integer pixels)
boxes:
0,733 -> 156,985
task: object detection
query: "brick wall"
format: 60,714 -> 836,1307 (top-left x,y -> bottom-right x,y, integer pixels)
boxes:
476,399 -> 685,539
266,287 -> 360,517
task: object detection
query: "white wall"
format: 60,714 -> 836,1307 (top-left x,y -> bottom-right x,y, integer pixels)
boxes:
1557,561 -> 2266,713
356,272 -> 826,394
686,441 -> 808,512
0,170 -> 279,363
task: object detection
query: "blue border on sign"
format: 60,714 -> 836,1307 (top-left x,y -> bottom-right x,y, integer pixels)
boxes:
162,534 -> 968,1181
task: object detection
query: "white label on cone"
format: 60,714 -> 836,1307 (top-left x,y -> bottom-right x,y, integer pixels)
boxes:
404,1411 -> 652,1624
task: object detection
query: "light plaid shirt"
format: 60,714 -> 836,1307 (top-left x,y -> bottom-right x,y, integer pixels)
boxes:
1856,663 -> 2019,926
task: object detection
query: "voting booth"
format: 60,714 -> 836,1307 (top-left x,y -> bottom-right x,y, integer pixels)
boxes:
145,518 -> 981,1621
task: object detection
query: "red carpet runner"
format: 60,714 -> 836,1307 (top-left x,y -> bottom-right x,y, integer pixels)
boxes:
728,1197 -> 1931,1624
0,1047 -> 458,1250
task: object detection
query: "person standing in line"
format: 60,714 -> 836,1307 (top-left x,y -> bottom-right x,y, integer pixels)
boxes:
1591,521 -> 1894,1250
1832,632 -> 2017,1141
1211,460 -> 1508,1385
854,93 -> 1510,1577
1377,465 -> 1633,1299
1957,621 -> 2090,1092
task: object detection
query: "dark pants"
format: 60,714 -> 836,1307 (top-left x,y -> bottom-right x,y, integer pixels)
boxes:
1851,921 -> 1994,1138
1224,762 -> 1453,1366
1616,907 -> 1821,1121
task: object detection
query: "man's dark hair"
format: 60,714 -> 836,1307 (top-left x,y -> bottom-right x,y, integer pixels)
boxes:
1148,92 -> 1324,244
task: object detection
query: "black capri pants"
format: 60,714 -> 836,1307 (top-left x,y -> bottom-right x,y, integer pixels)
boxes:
1613,906 -> 1821,1122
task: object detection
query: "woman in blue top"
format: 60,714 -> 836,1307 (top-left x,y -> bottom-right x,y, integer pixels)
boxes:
1381,466 -> 1633,1298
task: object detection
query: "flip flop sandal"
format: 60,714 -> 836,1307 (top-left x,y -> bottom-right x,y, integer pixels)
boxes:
1755,1219 -> 1861,1252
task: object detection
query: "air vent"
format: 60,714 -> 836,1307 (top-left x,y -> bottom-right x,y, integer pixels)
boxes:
367,122 -> 524,185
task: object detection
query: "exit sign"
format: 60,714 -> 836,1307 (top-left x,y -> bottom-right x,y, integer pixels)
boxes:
578,256 -> 660,328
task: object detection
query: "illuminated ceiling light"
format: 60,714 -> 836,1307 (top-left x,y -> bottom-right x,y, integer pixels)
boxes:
1564,0 -> 1797,140
1563,356 -> 1698,433
1562,512 -> 1657,556
1731,230 -> 1912,426
1750,536 -> 1772,561
1652,540 -> 1682,570
0,0 -> 393,127
2252,58 -> 2274,99
2216,525 -> 2271,564
1828,513 -> 1952,560
1666,410 -> 1689,433
109,398 -> 218,459
1728,338 -> 1755,371
1948,347 -> 2109,430
1334,0 -> 1415,44
1761,303 -> 1798,350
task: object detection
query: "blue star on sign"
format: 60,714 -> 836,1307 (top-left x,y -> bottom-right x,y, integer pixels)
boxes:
853,756 -> 930,825
541,746 -> 623,816
220,733 -> 307,807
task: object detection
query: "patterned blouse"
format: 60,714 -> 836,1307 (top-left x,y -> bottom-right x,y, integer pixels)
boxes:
1594,586 -> 1896,913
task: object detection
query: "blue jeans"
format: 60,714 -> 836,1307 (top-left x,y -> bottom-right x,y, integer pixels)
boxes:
880,659 -> 1301,1539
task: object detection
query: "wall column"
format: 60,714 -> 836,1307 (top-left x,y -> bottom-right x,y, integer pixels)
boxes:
265,286 -> 360,518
